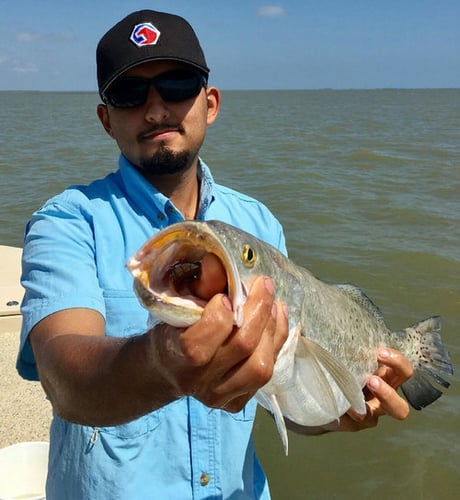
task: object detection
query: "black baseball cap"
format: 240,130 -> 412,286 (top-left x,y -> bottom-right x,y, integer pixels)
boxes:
97,10 -> 209,97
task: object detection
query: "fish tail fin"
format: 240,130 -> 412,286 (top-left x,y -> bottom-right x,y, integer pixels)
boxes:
395,316 -> 453,410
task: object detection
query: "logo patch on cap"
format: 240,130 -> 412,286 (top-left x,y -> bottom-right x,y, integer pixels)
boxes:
130,23 -> 160,47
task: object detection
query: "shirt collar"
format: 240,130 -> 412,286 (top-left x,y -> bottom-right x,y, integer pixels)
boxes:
117,155 -> 215,225
196,158 -> 215,220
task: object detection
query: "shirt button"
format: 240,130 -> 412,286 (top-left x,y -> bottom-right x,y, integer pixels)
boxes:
157,213 -> 165,221
200,473 -> 210,486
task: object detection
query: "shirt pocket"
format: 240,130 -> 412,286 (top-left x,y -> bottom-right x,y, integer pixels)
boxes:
103,289 -> 149,338
98,410 -> 162,439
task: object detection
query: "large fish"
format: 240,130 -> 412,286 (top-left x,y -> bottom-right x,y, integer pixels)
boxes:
126,220 -> 453,454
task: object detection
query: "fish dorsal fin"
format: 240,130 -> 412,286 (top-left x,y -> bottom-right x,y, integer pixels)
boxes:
297,336 -> 366,416
335,283 -> 386,325
255,391 -> 289,455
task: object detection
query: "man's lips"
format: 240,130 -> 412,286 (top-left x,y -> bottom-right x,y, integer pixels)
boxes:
139,126 -> 183,142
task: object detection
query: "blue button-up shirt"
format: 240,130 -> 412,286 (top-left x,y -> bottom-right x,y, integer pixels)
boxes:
18,155 -> 286,499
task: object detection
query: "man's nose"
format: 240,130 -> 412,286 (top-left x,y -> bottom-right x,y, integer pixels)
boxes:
144,86 -> 170,122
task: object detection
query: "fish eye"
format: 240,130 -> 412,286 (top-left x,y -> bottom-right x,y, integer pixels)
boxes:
242,244 -> 256,268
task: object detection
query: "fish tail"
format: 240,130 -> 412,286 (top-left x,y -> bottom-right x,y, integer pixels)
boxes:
394,316 -> 453,410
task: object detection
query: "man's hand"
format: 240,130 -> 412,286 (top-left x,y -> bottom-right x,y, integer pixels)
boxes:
149,275 -> 289,413
333,347 -> 413,431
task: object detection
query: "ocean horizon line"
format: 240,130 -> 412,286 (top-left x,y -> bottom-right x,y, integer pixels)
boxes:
0,86 -> 459,94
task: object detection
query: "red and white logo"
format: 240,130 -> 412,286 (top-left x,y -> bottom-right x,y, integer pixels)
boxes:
130,23 -> 160,47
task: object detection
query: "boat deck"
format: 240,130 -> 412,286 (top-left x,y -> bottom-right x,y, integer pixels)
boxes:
0,245 -> 23,333
0,245 -> 51,448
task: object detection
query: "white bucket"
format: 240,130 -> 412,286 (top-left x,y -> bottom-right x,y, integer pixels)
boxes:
0,441 -> 49,500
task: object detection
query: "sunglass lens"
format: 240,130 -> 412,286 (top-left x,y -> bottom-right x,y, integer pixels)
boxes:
104,71 -> 205,108
105,78 -> 149,108
155,72 -> 204,102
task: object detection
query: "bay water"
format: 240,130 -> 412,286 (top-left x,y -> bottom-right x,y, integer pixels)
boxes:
1,89 -> 459,499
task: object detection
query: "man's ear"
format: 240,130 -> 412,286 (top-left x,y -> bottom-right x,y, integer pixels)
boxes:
205,87 -> 220,126
97,104 -> 115,138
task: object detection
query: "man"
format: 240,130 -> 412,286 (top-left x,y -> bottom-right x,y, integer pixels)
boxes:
17,10 -> 412,499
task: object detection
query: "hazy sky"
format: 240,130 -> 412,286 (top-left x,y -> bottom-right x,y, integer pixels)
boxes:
0,0 -> 458,90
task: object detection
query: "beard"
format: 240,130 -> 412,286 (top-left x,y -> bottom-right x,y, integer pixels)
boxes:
139,144 -> 192,176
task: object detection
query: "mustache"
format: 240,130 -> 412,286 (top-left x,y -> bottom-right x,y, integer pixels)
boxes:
137,124 -> 184,141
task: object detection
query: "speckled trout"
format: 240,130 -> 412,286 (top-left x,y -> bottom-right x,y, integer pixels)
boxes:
126,220 -> 453,454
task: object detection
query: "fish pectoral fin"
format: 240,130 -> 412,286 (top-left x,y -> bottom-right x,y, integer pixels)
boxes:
294,336 -> 340,420
255,390 -> 289,456
296,336 -> 366,416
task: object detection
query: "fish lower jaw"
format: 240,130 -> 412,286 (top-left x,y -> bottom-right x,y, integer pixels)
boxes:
143,295 -> 206,328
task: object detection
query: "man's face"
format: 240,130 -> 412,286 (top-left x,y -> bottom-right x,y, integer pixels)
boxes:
98,60 -> 219,178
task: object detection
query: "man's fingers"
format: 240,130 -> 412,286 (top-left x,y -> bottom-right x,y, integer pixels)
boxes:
210,279 -> 289,405
366,376 -> 410,420
178,293 -> 234,366
272,301 -> 289,357
376,348 -> 414,386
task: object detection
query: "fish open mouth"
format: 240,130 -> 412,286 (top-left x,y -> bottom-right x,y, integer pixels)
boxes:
165,259 -> 208,296
126,221 -> 245,327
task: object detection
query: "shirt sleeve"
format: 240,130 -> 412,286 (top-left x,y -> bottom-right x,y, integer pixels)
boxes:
17,195 -> 105,380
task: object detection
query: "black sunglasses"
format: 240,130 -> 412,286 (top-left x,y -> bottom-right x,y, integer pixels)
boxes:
103,70 -> 207,109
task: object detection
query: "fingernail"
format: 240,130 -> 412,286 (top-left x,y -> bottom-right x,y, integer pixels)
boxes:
222,295 -> 233,311
378,348 -> 390,359
368,376 -> 380,389
282,303 -> 288,318
264,277 -> 275,295
271,303 -> 277,319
